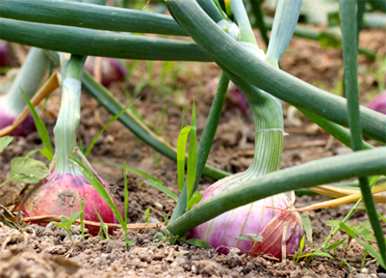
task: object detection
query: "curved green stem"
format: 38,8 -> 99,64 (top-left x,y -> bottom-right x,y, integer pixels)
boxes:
5,48 -> 49,112
166,0 -> 386,142
0,18 -> 210,62
263,18 -> 376,60
81,72 -> 228,180
231,0 -> 258,45
340,0 -> 386,266
196,0 -> 225,22
0,0 -> 185,36
167,147 -> 386,235
266,0 -> 302,64
195,73 -> 230,188
300,108 -> 373,150
171,73 -> 230,221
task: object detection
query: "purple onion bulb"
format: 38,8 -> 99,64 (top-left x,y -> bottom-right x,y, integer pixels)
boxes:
368,92 -> 386,114
19,171 -> 121,235
0,98 -> 35,136
190,174 -> 303,258
0,41 -> 11,67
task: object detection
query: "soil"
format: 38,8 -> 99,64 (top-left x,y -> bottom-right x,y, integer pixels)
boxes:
1,28 -> 386,277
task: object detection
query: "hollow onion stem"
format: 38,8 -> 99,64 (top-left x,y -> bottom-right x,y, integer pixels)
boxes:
0,0 -> 185,36
231,0 -> 258,45
0,18 -> 210,62
194,74 -> 230,190
4,48 -> 49,112
266,0 -> 302,65
81,72 -> 229,180
299,108 -> 373,150
339,0 -> 386,266
54,56 -> 85,173
196,0 -> 225,22
232,0 -> 289,177
0,0 -> 375,59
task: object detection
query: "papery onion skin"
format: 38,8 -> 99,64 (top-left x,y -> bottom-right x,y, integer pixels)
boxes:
0,106 -> 35,136
229,85 -> 249,116
19,171 -> 120,235
85,57 -> 127,87
190,174 -> 303,258
368,92 -> 386,114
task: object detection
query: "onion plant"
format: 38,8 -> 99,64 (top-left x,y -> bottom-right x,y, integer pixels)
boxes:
167,0 -> 386,265
1,0 -> 386,267
19,55 -> 121,235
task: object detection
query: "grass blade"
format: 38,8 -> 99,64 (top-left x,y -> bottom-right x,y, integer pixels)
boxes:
123,166 -> 129,229
72,149 -> 124,228
186,104 -> 198,200
24,95 -> 54,160
176,126 -> 192,192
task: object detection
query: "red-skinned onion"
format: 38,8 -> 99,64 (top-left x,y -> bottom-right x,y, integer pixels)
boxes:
0,48 -> 49,136
368,92 -> 386,114
190,174 -> 303,258
229,85 -> 249,116
85,57 -> 127,87
0,41 -> 11,67
0,97 -> 35,136
20,171 -> 119,235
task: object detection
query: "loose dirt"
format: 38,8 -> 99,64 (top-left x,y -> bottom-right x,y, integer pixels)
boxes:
0,30 -> 385,277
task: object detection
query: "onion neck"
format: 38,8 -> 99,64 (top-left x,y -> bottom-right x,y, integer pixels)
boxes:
53,56 -> 85,174
230,0 -> 284,177
245,90 -> 284,177
5,48 -> 49,112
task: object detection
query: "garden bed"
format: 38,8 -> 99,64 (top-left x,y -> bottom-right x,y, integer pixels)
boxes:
1,29 -> 386,277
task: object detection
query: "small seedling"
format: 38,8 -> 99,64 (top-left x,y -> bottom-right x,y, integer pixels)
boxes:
54,212 -> 81,240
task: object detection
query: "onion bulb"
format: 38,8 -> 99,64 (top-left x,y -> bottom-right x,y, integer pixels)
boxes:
20,171 -> 119,235
85,57 -> 127,87
0,41 -> 11,67
0,102 -> 35,136
368,92 -> 386,114
190,173 -> 303,258
0,48 -> 49,136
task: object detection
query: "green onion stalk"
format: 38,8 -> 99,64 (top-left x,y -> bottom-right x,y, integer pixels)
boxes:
340,0 -> 386,266
1,13 -> 386,141
167,0 -> 386,143
0,0 -> 376,59
166,0 -> 386,263
179,0 -> 304,259
0,48 -> 49,136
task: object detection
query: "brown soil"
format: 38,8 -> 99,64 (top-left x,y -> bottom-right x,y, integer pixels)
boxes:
1,29 -> 386,277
